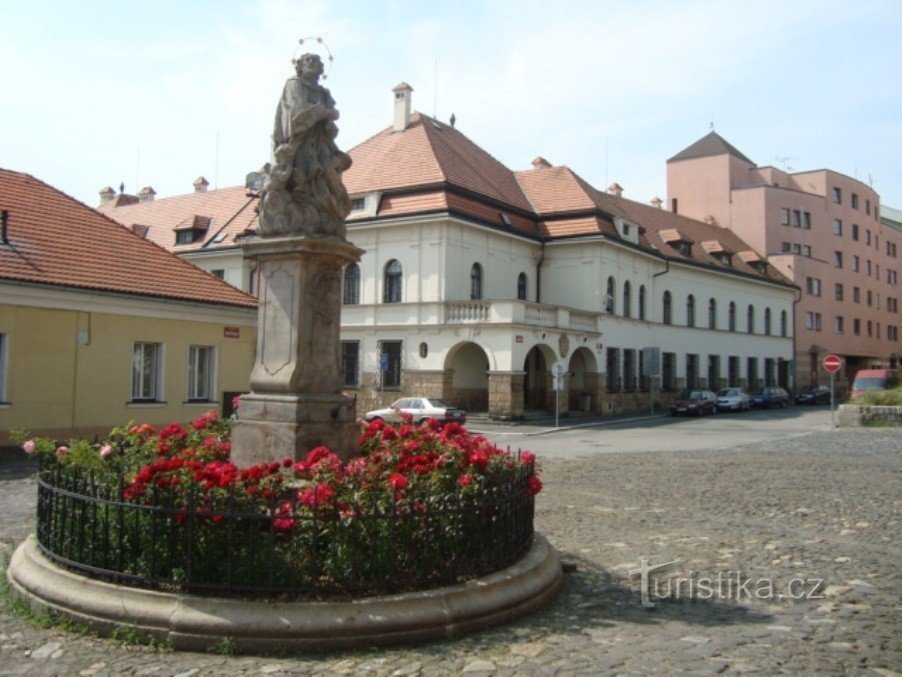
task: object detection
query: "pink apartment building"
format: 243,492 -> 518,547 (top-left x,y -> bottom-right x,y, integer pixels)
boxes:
666,132 -> 900,390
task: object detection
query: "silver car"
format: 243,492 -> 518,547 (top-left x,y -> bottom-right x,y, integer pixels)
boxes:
716,387 -> 751,412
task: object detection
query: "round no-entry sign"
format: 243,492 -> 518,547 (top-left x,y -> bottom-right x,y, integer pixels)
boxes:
824,354 -> 842,373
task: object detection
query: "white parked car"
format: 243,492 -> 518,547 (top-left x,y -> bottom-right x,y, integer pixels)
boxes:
716,387 -> 751,412
364,397 -> 467,424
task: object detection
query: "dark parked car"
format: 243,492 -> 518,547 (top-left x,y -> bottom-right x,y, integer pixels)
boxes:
669,389 -> 717,416
750,386 -> 790,408
795,385 -> 831,405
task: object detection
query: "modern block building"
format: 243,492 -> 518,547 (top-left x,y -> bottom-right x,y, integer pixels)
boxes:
0,169 -> 257,445
99,88 -> 796,419
667,132 -> 900,389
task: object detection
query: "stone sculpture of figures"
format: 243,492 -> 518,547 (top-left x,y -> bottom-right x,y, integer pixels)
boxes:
258,53 -> 352,239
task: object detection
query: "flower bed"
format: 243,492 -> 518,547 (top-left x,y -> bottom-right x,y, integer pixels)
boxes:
17,410 -> 540,598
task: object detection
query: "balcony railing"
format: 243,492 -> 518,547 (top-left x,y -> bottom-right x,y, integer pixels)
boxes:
340,299 -> 603,332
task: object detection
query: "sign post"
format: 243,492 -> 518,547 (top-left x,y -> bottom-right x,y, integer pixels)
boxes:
552,363 -> 566,428
823,354 -> 842,428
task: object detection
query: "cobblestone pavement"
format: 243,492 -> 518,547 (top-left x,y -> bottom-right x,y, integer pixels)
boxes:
1,429 -> 900,675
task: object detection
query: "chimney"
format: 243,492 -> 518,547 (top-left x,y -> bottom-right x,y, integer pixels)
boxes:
193,176 -> 210,193
137,186 -> 156,202
392,82 -> 413,132
650,196 -> 663,209
1,210 -> 8,245
98,186 -> 116,205
531,156 -> 552,169
607,182 -> 623,198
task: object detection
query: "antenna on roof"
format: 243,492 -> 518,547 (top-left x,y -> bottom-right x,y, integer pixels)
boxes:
774,155 -> 796,172
709,121 -> 714,130
450,113 -> 456,128
119,182 -> 124,194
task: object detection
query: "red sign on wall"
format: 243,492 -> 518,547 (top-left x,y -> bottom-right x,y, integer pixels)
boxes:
224,327 -> 240,339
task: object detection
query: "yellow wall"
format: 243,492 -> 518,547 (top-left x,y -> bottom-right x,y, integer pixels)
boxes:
0,303 -> 256,445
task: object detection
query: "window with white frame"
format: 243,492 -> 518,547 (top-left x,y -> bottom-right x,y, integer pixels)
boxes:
0,333 -> 8,403
132,342 -> 163,401
187,345 -> 216,402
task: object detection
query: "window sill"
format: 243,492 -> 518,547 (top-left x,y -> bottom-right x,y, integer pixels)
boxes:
127,401 -> 167,408
377,387 -> 402,392
183,400 -> 219,407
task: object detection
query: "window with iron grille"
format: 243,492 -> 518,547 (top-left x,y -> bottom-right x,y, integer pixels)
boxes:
707,355 -> 720,389
764,358 -> 775,386
187,345 -> 215,402
747,357 -> 759,388
638,349 -> 650,391
685,354 -> 699,390
379,341 -> 402,388
662,352 -> 676,391
606,347 -> 621,392
341,341 -> 360,386
623,349 -> 637,391
728,356 -> 740,387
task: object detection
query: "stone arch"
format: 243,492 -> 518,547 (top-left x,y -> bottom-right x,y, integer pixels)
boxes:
568,346 -> 599,411
523,343 -> 556,411
444,341 -> 491,412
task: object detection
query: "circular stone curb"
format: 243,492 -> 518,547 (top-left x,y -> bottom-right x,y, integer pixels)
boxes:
7,534 -> 561,652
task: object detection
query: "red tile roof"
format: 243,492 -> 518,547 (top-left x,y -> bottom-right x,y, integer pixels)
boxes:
98,185 -> 257,253
97,113 -> 790,287
0,169 -> 256,308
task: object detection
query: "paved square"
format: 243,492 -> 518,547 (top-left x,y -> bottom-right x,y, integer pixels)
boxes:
1,413 -> 899,674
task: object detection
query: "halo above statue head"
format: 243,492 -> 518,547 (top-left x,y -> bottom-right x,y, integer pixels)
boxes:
292,37 -> 334,80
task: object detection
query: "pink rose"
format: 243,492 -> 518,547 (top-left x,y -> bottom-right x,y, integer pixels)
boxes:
521,451 -> 536,464
22,440 -> 36,454
100,444 -> 113,458
56,445 -> 69,459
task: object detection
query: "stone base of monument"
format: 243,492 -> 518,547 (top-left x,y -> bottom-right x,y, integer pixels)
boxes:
231,392 -> 360,466
7,534 -> 561,653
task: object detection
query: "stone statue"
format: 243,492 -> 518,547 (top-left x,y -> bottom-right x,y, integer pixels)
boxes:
258,53 -> 352,239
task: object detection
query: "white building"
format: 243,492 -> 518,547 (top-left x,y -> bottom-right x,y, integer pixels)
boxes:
99,85 -> 796,419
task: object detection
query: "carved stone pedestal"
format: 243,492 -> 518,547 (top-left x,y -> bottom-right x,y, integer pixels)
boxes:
231,235 -> 365,466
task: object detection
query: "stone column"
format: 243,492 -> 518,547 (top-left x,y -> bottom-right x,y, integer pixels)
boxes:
488,371 -> 525,420
232,236 -> 365,466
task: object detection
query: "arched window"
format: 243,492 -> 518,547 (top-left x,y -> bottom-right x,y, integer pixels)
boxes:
517,272 -> 527,301
686,294 -> 696,327
764,308 -> 772,335
623,281 -> 632,318
342,262 -> 360,305
470,263 -> 483,300
383,259 -> 402,303
708,298 -> 717,329
729,302 -> 737,332
663,291 -> 672,325
747,304 -> 755,334
639,285 -> 646,320
605,276 -> 616,314
780,310 -> 788,337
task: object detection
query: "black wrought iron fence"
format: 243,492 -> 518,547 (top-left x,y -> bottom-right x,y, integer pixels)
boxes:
35,456 -> 535,598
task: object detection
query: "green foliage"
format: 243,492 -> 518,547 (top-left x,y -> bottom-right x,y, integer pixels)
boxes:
209,636 -> 238,655
852,385 -> 902,406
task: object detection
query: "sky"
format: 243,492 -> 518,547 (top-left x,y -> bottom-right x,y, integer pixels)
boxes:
1,0 -> 901,209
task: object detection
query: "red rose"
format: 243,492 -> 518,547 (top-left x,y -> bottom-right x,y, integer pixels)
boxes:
527,475 -> 543,496
389,473 -> 408,491
521,451 -> 536,464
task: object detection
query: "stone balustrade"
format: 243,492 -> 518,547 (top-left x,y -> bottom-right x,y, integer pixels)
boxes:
341,300 -> 603,333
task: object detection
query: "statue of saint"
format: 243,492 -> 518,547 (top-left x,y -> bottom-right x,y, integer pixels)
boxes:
258,53 -> 351,238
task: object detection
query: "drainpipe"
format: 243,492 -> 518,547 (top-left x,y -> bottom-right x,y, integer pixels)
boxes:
536,242 -> 546,303
652,258 -> 670,280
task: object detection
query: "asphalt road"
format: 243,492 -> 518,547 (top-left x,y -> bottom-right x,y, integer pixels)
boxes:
474,406 -> 840,458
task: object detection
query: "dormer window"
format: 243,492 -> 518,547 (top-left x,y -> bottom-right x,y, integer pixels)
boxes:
676,242 -> 692,257
660,228 -> 693,257
173,214 -> 211,246
350,198 -> 365,211
713,252 -> 733,266
500,213 -> 512,227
